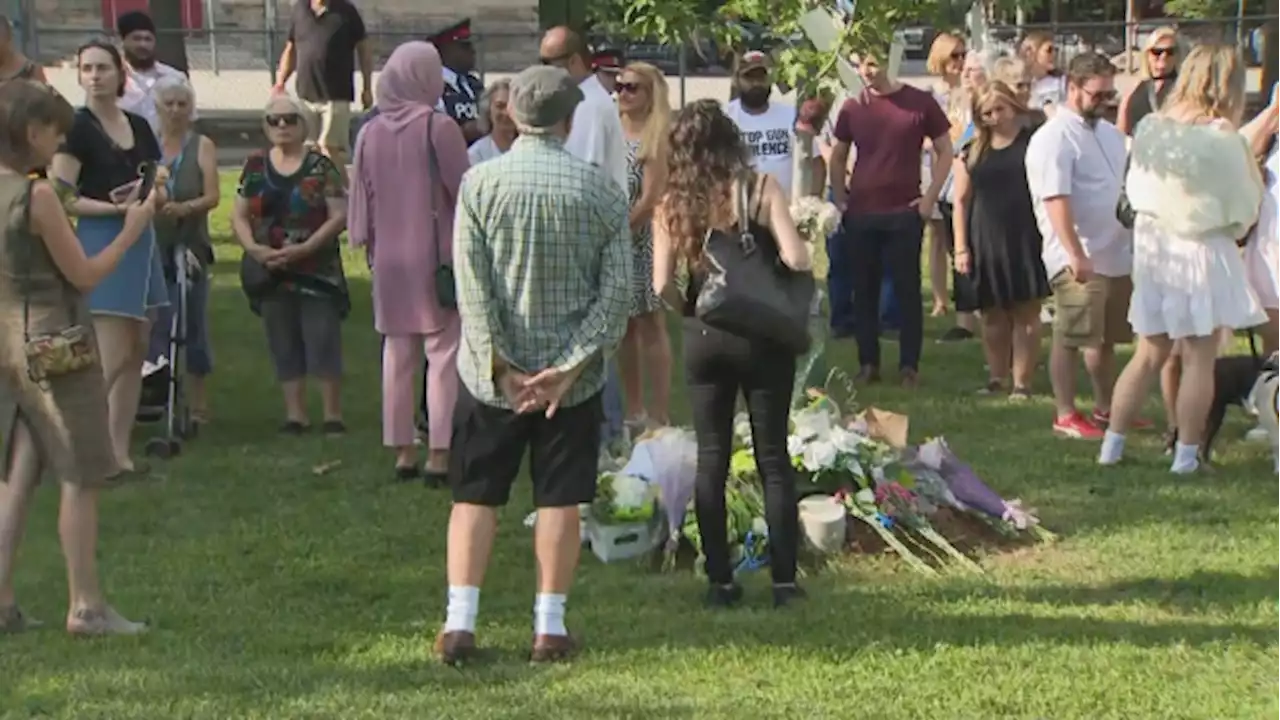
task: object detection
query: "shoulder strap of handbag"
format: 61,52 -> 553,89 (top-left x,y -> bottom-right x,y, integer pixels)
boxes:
21,178 -> 33,342
736,170 -> 756,238
425,113 -> 444,257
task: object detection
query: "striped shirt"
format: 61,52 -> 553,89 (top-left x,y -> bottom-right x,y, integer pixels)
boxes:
454,134 -> 632,410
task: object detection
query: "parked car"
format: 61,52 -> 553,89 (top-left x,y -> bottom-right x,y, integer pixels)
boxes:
895,25 -> 934,60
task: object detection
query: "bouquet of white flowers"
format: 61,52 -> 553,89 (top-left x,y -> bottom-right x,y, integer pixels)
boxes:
790,196 -> 840,281
591,473 -> 656,525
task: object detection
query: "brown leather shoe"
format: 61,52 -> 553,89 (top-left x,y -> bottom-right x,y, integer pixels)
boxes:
899,368 -> 919,390
434,630 -> 477,666
855,365 -> 881,384
529,633 -> 578,663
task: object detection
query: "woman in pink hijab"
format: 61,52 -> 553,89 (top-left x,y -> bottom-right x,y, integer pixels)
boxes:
349,41 -> 469,485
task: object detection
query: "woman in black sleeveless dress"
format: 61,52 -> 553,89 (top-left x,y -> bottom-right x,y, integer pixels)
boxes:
1118,27 -> 1180,135
951,81 -> 1049,399
651,100 -> 813,609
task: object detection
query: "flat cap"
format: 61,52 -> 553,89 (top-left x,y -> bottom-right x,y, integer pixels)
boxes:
509,64 -> 583,133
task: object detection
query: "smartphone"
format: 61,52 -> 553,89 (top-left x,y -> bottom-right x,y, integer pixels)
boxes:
135,161 -> 157,204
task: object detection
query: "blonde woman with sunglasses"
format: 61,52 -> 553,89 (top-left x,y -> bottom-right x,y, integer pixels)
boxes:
1117,27 -> 1182,136
615,61 -> 673,430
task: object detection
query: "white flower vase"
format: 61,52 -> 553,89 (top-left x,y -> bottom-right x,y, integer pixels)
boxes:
798,495 -> 848,555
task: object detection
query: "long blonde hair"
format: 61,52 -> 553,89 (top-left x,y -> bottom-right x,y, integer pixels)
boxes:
1163,44 -> 1246,124
622,61 -> 671,162
967,81 -> 1027,169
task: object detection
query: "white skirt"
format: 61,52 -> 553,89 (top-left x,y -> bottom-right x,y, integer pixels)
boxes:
1128,216 -> 1267,339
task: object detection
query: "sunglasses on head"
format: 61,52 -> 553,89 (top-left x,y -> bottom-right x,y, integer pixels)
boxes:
265,113 -> 301,128
616,81 -> 643,94
1149,46 -> 1176,58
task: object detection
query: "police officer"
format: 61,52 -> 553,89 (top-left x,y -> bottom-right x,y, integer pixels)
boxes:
591,46 -> 623,95
431,18 -> 484,144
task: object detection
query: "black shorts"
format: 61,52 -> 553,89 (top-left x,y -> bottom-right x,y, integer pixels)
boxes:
449,383 -> 602,508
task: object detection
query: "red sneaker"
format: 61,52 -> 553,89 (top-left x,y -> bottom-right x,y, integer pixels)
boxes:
1092,409 -> 1153,431
1054,411 -> 1106,439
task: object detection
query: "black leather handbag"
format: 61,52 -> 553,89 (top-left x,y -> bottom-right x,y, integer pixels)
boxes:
694,173 -> 815,355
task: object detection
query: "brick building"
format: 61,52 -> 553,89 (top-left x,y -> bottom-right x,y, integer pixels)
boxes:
25,0 -> 540,72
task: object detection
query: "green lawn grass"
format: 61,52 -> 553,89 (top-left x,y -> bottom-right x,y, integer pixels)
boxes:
1,173 -> 1276,719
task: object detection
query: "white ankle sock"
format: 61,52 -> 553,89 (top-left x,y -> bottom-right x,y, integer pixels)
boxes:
444,585 -> 480,633
1098,430 -> 1126,465
533,593 -> 567,636
1170,442 -> 1200,474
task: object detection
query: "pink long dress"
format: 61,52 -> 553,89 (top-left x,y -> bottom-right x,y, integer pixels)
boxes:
349,112 -> 469,335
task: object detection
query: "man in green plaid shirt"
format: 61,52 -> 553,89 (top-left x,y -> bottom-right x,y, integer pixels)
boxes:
436,65 -> 632,666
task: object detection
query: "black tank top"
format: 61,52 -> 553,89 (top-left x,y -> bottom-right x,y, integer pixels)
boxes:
684,173 -> 780,316
1124,77 -> 1174,133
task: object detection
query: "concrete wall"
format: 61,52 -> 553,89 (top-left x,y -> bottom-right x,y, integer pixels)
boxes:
30,0 -> 540,71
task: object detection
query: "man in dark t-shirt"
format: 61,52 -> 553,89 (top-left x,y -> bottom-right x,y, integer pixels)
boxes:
273,0 -> 372,167
828,48 -> 954,388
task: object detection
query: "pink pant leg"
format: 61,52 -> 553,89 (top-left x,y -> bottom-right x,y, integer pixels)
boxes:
382,334 -> 421,447
423,314 -> 460,450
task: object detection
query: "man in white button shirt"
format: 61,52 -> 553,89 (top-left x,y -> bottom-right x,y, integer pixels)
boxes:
1026,53 -> 1138,441
538,26 -> 629,450
116,11 -> 193,139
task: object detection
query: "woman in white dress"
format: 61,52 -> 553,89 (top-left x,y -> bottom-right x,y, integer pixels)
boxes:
1099,45 -> 1266,473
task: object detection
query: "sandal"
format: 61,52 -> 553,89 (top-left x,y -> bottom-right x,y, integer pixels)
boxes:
976,379 -> 1005,395
280,420 -> 311,435
0,605 -> 42,633
66,605 -> 148,637
322,420 -> 347,436
423,468 -> 448,490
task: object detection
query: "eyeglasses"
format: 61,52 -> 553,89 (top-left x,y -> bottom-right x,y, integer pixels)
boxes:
616,81 -> 644,95
1083,88 -> 1118,102
1149,46 -> 1176,58
540,51 -> 572,66
265,113 -> 301,128
1015,81 -> 1031,90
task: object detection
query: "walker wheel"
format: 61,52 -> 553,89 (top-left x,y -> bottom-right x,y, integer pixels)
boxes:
144,437 -> 181,459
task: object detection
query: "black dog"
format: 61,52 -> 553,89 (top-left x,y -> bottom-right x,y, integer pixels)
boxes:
1165,352 -> 1266,464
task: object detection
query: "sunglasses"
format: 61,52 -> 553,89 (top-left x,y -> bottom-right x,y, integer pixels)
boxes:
1149,46 -> 1177,58
1084,88 -> 1118,102
950,51 -> 967,60
540,51 -> 572,66
265,113 -> 301,128
616,81 -> 644,94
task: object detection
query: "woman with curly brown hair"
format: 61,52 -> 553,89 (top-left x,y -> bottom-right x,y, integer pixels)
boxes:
652,99 -> 811,609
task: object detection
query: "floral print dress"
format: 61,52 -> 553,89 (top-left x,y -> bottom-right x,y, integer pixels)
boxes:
626,138 -> 661,316
236,149 -> 349,316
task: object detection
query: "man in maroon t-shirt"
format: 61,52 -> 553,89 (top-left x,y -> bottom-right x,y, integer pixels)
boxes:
828,50 -> 954,388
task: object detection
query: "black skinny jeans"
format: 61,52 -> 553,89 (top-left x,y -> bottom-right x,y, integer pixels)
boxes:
683,317 -> 799,586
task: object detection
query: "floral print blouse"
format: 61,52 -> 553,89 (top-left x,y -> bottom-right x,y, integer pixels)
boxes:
236,149 -> 348,311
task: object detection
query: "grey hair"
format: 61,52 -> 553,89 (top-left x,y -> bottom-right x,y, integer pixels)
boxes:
262,94 -> 316,138
154,74 -> 196,108
476,79 -> 511,136
991,56 -> 1030,85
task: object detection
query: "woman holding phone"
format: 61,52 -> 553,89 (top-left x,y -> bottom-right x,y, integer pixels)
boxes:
51,40 -> 167,474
